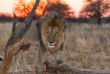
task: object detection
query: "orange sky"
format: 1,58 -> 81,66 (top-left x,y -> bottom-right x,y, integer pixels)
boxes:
63,0 -> 84,16
0,0 -> 84,16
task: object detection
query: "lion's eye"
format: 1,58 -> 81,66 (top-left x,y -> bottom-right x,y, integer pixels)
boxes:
46,32 -> 49,36
55,32 -> 59,37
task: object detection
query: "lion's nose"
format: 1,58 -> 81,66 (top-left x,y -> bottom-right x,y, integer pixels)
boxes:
49,41 -> 54,45
49,41 -> 53,44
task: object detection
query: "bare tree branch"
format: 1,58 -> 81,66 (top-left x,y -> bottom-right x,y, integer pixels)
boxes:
12,13 -> 17,35
5,0 -> 40,52
0,0 -> 40,74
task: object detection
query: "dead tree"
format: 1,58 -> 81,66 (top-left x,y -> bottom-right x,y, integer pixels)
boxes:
0,0 -> 40,74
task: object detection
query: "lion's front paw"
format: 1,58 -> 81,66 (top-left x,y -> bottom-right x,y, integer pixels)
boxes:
15,66 -> 23,73
36,67 -> 45,74
25,66 -> 32,71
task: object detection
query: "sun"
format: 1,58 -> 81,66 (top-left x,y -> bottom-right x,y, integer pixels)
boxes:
27,0 -> 30,2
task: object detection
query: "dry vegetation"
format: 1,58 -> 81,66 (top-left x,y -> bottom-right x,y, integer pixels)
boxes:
0,21 -> 110,73
63,23 -> 110,72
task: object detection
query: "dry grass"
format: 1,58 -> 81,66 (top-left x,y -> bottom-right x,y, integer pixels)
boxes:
0,22 -> 12,56
62,23 -> 110,72
0,21 -> 110,72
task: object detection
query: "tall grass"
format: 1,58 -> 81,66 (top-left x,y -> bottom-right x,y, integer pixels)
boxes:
0,22 -> 12,56
62,23 -> 110,71
0,22 -> 110,72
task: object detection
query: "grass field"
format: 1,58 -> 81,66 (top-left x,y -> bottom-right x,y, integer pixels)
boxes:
0,21 -> 110,72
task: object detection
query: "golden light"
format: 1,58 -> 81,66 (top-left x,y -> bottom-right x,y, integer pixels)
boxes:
63,0 -> 84,17
27,0 -> 30,2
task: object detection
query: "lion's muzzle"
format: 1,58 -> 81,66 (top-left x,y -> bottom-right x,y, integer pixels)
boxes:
48,42 -> 56,49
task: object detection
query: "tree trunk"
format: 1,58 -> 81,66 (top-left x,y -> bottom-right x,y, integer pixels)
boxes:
0,0 -> 39,73
97,0 -> 101,25
97,14 -> 101,25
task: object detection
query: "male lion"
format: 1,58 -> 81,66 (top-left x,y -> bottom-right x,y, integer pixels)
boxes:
36,11 -> 66,68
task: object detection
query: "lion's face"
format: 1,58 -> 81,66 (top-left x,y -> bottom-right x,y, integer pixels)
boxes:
42,26 -> 64,51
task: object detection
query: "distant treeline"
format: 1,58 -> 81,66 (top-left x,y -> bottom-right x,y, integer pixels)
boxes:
0,15 -> 13,22
67,17 -> 110,23
0,15 -> 110,23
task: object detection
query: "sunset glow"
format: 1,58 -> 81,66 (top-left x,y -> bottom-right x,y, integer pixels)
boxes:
27,0 -> 30,2
0,0 -> 84,17
64,0 -> 84,17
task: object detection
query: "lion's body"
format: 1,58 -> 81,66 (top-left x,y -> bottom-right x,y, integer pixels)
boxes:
36,12 -> 66,67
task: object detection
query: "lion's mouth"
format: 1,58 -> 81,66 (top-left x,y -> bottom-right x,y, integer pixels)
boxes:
48,45 -> 55,49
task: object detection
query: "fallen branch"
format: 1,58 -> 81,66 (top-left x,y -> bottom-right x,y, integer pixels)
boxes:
36,60 -> 110,74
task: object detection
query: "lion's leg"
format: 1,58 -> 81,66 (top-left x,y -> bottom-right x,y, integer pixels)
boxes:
13,52 -> 23,72
13,55 -> 18,72
38,45 -> 45,69
22,51 -> 31,71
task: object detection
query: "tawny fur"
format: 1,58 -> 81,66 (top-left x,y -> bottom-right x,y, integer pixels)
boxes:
41,12 -> 66,32
37,11 -> 66,68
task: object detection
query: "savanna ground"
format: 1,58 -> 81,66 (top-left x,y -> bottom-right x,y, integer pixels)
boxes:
0,21 -> 110,73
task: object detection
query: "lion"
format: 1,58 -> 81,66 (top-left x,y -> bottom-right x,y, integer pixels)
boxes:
36,11 -> 66,68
